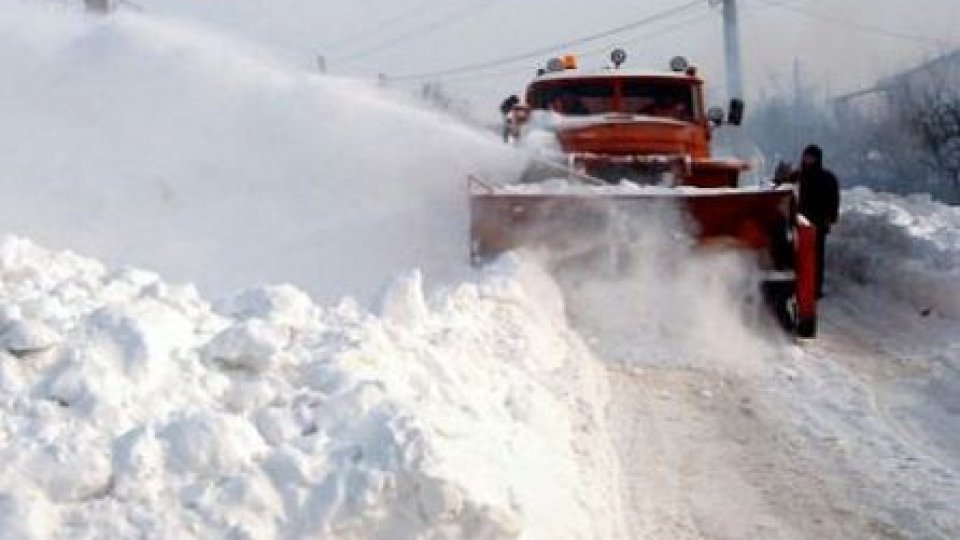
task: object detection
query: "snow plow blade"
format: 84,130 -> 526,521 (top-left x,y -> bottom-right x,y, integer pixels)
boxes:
470,181 -> 794,262
469,178 -> 818,336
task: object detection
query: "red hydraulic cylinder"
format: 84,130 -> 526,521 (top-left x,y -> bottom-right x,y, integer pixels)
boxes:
794,215 -> 818,337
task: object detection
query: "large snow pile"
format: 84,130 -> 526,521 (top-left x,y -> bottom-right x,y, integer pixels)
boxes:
831,187 -> 960,318
0,2 -> 523,303
0,7 -> 627,537
0,236 -> 622,539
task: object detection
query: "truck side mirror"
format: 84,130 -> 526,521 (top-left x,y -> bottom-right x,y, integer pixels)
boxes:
728,98 -> 745,126
707,106 -> 725,126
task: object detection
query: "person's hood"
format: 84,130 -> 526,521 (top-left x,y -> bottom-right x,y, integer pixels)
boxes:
802,144 -> 823,171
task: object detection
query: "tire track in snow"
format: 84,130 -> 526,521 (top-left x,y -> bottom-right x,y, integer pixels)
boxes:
604,364 -> 865,540
816,292 -> 957,475
789,284 -> 960,538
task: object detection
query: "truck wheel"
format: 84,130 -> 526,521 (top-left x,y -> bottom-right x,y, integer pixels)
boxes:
797,316 -> 817,338
762,280 -> 795,333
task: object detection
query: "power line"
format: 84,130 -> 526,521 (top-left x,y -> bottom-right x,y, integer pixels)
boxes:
333,0 -> 508,63
320,0 -> 444,52
578,6 -> 714,63
387,0 -> 703,82
421,5 -> 716,87
757,0 -> 945,45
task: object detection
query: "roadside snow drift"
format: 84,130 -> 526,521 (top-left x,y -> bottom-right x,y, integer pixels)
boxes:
832,187 -> 960,317
0,3 -> 522,303
0,236 -> 622,539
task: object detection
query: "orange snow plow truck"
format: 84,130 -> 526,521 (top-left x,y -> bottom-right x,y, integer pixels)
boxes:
470,52 -> 818,337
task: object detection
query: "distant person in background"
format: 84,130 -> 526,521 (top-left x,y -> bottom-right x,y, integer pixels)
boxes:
499,94 -> 520,142
775,144 -> 841,298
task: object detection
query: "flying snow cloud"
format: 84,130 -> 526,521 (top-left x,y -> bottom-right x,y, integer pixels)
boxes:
0,3 -> 523,303
521,200 -> 782,373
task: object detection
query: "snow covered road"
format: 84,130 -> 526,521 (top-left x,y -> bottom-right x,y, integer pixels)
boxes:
603,285 -> 960,540
594,190 -> 960,539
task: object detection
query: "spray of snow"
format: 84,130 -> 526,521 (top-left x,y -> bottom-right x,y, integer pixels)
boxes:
0,2 -> 524,304
514,199 -> 781,375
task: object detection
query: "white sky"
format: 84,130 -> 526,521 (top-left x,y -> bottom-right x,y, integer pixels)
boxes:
142,0 -> 960,113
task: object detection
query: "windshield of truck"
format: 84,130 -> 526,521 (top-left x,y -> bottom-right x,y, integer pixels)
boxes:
528,83 -> 615,116
528,78 -> 699,121
621,80 -> 697,121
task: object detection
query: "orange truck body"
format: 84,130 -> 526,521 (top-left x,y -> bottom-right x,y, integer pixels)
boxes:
473,62 -> 818,336
511,72 -> 748,187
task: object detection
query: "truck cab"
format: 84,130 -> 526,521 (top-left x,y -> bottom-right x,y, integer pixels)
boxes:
508,55 -> 746,188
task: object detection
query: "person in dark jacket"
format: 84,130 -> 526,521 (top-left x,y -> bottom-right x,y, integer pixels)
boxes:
775,144 -> 840,297
499,94 -> 520,142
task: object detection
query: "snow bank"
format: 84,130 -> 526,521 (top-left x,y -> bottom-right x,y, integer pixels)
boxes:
832,187 -> 960,318
0,236 -> 621,539
0,2 -> 524,303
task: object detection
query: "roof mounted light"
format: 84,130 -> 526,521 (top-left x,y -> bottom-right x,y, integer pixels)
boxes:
669,56 -> 689,72
610,48 -> 627,68
562,54 -> 578,70
546,57 -> 565,72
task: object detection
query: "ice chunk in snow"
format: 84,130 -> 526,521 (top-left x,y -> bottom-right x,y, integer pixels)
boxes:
203,319 -> 290,372
254,405 -> 303,446
0,319 -> 59,355
16,430 -> 113,503
160,413 -> 266,476
80,300 -> 196,375
216,284 -> 317,327
181,471 -> 284,538
222,375 -> 283,415
111,425 -> 165,501
0,356 -> 25,393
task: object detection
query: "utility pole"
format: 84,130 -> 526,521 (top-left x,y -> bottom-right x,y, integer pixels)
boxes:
707,0 -> 745,100
721,0 -> 745,102
792,58 -> 803,150
84,0 -> 116,13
